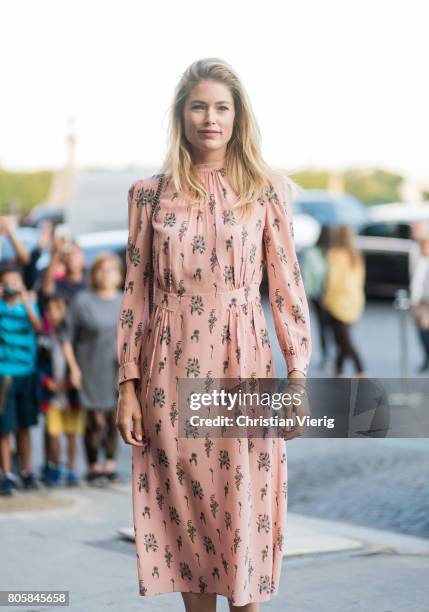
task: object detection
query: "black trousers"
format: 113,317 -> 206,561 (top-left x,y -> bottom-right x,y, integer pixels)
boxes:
327,312 -> 365,375
310,297 -> 331,360
84,409 -> 118,466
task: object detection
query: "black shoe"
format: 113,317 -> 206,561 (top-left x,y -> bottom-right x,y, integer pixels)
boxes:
103,471 -> 122,484
19,471 -> 40,490
0,475 -> 18,496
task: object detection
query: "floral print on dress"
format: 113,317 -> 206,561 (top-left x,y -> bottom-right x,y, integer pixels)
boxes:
116,159 -> 312,606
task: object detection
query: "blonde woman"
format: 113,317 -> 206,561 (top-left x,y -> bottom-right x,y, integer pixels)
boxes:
322,225 -> 366,376
116,58 -> 312,612
66,252 -> 123,484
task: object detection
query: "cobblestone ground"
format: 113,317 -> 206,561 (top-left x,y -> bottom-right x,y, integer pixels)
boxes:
286,437 -> 429,538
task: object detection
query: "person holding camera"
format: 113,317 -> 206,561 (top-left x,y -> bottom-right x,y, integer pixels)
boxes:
0,263 -> 43,496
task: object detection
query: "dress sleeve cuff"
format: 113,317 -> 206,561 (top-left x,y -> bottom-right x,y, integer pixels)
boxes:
118,362 -> 141,384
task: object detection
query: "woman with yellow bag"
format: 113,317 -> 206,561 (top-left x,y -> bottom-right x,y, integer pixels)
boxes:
322,225 -> 366,377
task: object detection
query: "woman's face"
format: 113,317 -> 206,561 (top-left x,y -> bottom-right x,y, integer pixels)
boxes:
65,245 -> 85,273
183,79 -> 235,161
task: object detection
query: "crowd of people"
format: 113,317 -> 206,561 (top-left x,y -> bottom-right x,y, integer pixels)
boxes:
1,214 -> 429,496
0,218 -> 123,496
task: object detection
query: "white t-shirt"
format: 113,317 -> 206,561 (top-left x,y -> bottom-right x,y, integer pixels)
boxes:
410,255 -> 429,304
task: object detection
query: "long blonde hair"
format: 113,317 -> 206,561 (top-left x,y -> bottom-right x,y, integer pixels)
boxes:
330,225 -> 364,267
159,57 -> 284,222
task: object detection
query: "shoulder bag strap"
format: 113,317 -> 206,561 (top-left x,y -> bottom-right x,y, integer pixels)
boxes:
148,174 -> 165,316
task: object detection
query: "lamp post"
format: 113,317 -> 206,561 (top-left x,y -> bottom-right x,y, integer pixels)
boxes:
393,288 -> 410,378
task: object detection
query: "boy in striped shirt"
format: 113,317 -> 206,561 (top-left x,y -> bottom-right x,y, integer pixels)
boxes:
0,263 -> 43,496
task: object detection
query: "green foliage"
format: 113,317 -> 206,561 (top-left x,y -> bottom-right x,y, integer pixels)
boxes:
290,170 -> 330,189
0,165 -> 413,213
0,168 -> 53,214
290,167 -> 404,205
343,168 -> 403,205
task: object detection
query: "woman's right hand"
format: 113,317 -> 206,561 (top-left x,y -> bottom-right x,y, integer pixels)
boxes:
115,381 -> 145,447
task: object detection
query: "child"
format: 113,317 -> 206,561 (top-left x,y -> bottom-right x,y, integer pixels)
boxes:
0,263 -> 43,496
37,293 -> 83,486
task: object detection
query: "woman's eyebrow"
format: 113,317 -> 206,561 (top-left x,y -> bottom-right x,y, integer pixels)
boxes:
190,99 -> 231,104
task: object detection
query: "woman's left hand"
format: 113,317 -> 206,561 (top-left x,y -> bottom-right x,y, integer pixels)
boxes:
281,373 -> 310,440
70,366 -> 82,389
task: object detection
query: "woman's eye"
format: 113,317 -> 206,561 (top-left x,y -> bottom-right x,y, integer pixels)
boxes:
191,105 -> 229,110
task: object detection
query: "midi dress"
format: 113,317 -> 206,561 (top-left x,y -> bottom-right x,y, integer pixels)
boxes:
66,288 -> 123,409
116,157 -> 312,606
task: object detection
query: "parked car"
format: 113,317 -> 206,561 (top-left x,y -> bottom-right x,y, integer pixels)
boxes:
291,214 -> 320,251
293,189 -> 369,230
355,203 -> 429,298
20,204 -> 65,228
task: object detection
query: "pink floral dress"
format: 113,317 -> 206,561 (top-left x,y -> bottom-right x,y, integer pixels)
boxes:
116,157 -> 312,606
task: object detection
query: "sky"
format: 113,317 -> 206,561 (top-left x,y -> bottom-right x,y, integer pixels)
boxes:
1,0 -> 428,181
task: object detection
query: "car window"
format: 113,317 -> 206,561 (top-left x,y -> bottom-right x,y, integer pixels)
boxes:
397,224 -> 411,239
359,222 -> 410,238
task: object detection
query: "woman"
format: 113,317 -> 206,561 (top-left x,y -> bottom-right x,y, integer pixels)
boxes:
67,252 -> 123,484
409,236 -> 429,372
116,58 -> 312,611
322,225 -> 366,376
301,224 -> 331,368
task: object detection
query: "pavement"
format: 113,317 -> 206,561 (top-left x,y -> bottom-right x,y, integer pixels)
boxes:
1,481 -> 428,611
1,301 -> 428,611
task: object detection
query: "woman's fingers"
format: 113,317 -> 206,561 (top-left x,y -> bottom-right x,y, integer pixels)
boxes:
117,416 -> 143,447
132,413 -> 144,445
280,424 -> 303,441
115,397 -> 144,447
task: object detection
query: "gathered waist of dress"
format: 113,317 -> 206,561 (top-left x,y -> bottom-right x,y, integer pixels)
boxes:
153,282 -> 261,313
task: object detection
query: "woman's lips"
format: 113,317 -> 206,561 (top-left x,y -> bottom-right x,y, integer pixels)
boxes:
199,131 -> 220,137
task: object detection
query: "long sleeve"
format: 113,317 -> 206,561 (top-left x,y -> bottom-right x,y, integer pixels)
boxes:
23,246 -> 43,290
263,174 -> 312,376
116,178 -> 153,384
